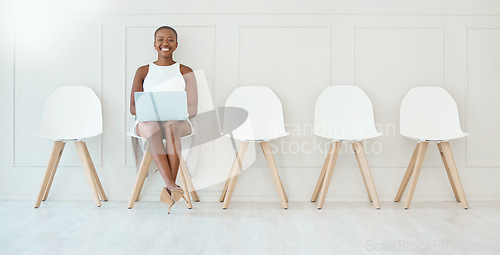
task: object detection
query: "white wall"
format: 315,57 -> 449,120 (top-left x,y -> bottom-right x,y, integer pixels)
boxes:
1,0 -> 500,203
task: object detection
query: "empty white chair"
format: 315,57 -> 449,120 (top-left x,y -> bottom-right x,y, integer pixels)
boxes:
34,86 -> 107,208
395,87 -> 469,209
219,86 -> 289,209
311,85 -> 382,209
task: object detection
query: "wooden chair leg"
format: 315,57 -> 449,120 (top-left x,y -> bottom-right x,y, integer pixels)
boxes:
317,141 -> 342,209
260,141 -> 288,209
404,142 -> 428,209
219,160 -> 235,202
311,143 -> 333,202
395,143 -> 420,202
179,154 -> 199,202
128,144 -> 152,209
439,142 -> 468,209
352,141 -> 380,209
351,142 -> 372,202
279,176 -> 288,202
264,144 -> 288,203
35,141 -> 65,208
358,164 -> 373,202
42,142 -> 65,201
75,141 -> 101,207
222,141 -> 249,209
134,143 -> 149,203
437,143 -> 460,202
219,177 -> 230,202
177,163 -> 192,209
82,142 -> 107,201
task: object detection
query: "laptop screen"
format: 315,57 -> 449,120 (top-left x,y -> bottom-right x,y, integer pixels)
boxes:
134,91 -> 189,121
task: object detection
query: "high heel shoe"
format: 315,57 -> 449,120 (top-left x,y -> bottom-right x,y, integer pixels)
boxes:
160,187 -> 175,214
171,186 -> 185,202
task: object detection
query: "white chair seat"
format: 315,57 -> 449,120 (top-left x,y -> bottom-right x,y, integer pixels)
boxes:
33,132 -> 101,141
226,131 -> 290,141
401,131 -> 469,142
315,131 -> 382,141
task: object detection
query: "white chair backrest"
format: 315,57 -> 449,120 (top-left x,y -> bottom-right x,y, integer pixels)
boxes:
38,86 -> 102,140
224,86 -> 288,140
314,85 -> 381,140
400,87 -> 468,140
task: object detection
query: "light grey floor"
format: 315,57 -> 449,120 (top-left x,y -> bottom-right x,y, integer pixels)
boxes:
1,200 -> 500,255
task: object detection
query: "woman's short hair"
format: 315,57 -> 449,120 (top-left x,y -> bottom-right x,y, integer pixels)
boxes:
154,26 -> 178,41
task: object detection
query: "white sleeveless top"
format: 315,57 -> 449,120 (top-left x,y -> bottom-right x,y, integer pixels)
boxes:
143,62 -> 185,92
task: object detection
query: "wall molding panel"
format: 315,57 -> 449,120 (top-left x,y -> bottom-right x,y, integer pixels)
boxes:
464,27 -> 500,168
12,25 -> 103,167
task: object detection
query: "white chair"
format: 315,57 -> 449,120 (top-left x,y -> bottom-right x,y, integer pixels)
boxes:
395,87 -> 469,209
127,134 -> 198,209
34,86 -> 106,208
311,85 -> 382,209
219,86 -> 289,209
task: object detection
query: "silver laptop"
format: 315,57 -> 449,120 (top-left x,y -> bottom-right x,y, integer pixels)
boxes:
134,91 -> 189,121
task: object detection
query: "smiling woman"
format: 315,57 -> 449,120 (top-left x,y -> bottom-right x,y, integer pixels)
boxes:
129,26 -> 198,213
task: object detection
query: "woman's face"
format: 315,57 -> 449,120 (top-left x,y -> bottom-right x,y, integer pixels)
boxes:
154,28 -> 178,57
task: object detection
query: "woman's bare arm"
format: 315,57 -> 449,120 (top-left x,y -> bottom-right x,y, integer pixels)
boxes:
130,65 -> 148,116
180,64 -> 198,117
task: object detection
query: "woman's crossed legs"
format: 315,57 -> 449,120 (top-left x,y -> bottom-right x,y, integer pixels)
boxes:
136,120 -> 192,190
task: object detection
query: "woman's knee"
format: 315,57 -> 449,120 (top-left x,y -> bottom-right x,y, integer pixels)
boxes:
137,121 -> 162,138
162,121 -> 184,137
176,121 -> 192,137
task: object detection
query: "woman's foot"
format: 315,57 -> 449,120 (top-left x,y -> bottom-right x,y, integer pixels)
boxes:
171,186 -> 185,202
166,183 -> 178,190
